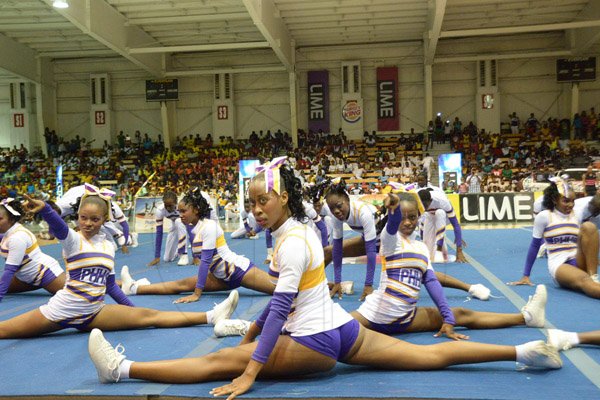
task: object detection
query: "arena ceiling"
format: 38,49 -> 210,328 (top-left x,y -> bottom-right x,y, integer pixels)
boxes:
0,0 -> 599,81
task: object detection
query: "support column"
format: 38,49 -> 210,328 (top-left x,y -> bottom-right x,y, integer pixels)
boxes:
8,81 -> 37,151
424,64 -> 433,128
36,57 -> 56,156
160,101 -> 174,149
212,73 -> 235,139
340,61 -> 364,138
571,82 -> 579,140
89,73 -> 113,148
289,70 -> 298,148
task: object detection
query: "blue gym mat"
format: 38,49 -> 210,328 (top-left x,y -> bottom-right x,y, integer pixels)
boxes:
0,228 -> 598,399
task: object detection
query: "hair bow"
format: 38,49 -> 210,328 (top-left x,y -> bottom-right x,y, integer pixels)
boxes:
548,177 -> 572,197
81,183 -> 115,219
255,156 -> 287,194
0,198 -> 21,216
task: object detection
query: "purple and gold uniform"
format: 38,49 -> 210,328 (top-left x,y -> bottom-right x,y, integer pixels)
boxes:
154,204 -> 187,262
529,209 -> 579,280
38,203 -> 132,328
191,218 -> 254,289
0,223 -> 63,300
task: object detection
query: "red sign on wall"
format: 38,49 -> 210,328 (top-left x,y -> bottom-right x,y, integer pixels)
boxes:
13,113 -> 24,128
95,110 -> 106,125
217,105 -> 228,120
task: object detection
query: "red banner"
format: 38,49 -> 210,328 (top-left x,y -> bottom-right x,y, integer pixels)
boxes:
376,66 -> 399,131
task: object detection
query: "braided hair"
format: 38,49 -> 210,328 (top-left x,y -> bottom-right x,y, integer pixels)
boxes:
324,178 -> 349,202
306,178 -> 331,203
542,182 -> 561,211
0,198 -> 24,223
182,187 -> 212,220
280,165 -> 307,222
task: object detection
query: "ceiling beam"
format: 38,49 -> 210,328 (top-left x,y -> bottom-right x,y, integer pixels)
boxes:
424,0 -> 447,65
165,65 -> 287,77
441,19 -> 600,38
435,49 -> 571,64
129,41 -> 270,54
42,0 -> 163,76
571,2 -> 600,55
242,0 -> 294,71
127,13 -> 250,26
0,33 -> 39,82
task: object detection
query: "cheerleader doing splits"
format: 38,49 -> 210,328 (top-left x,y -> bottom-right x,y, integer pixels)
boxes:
0,189 -> 238,339
88,160 -> 561,399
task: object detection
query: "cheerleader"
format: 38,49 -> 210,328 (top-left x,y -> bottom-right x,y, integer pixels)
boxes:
0,198 -> 64,301
353,193 -> 546,339
509,180 -> 600,298
57,183 -> 137,253
324,180 -> 490,301
88,159 -> 561,397
0,187 -> 238,339
147,191 -> 190,267
230,201 -> 262,239
120,187 -> 275,306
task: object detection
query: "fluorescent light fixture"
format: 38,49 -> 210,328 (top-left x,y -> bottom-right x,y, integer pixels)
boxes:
53,0 -> 69,9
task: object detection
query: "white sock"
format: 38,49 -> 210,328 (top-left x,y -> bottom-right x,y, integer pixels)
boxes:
119,359 -> 133,380
522,310 -> 532,324
566,331 -> 580,347
130,282 -> 139,295
206,310 -> 215,325
514,343 -> 528,364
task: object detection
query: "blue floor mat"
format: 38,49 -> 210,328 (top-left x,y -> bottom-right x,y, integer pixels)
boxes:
0,229 -> 598,399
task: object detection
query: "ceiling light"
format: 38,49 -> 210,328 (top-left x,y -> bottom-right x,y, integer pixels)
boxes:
53,0 -> 69,9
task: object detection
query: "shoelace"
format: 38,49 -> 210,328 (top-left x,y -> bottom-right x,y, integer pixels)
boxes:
106,343 -> 126,382
221,321 -> 248,335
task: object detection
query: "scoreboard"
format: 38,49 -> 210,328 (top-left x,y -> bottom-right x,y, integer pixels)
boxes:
145,79 -> 179,101
556,57 -> 596,82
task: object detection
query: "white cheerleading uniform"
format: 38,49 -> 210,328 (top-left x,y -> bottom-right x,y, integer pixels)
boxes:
357,228 -> 432,325
533,209 -> 579,279
231,208 -> 260,239
191,218 -> 251,281
39,229 -> 115,327
303,200 -> 329,244
270,218 -> 352,336
155,204 -> 187,262
331,200 -> 378,242
1,223 -> 63,287
420,190 -> 456,259
57,185 -> 133,245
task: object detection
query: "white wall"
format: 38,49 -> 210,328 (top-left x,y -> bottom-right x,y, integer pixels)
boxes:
39,34 -> 600,147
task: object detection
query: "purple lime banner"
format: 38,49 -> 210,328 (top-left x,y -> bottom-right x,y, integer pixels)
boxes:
307,70 -> 330,133
377,66 -> 399,131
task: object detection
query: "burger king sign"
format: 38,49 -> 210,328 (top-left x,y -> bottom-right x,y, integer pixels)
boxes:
342,100 -> 362,123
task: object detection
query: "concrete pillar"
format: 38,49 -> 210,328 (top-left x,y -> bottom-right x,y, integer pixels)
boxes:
289,71 -> 298,148
571,82 -> 579,140
424,64 -> 433,127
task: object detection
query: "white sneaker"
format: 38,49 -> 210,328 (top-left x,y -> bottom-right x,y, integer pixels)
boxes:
468,284 -> 491,301
433,251 -> 456,263
518,340 -> 562,369
130,232 -> 139,248
211,290 -> 239,325
88,328 -> 126,383
120,265 -> 135,296
522,284 -> 547,328
341,281 -> 354,295
591,274 -> 599,283
214,319 -> 251,337
547,329 -> 575,351
177,254 -> 190,266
